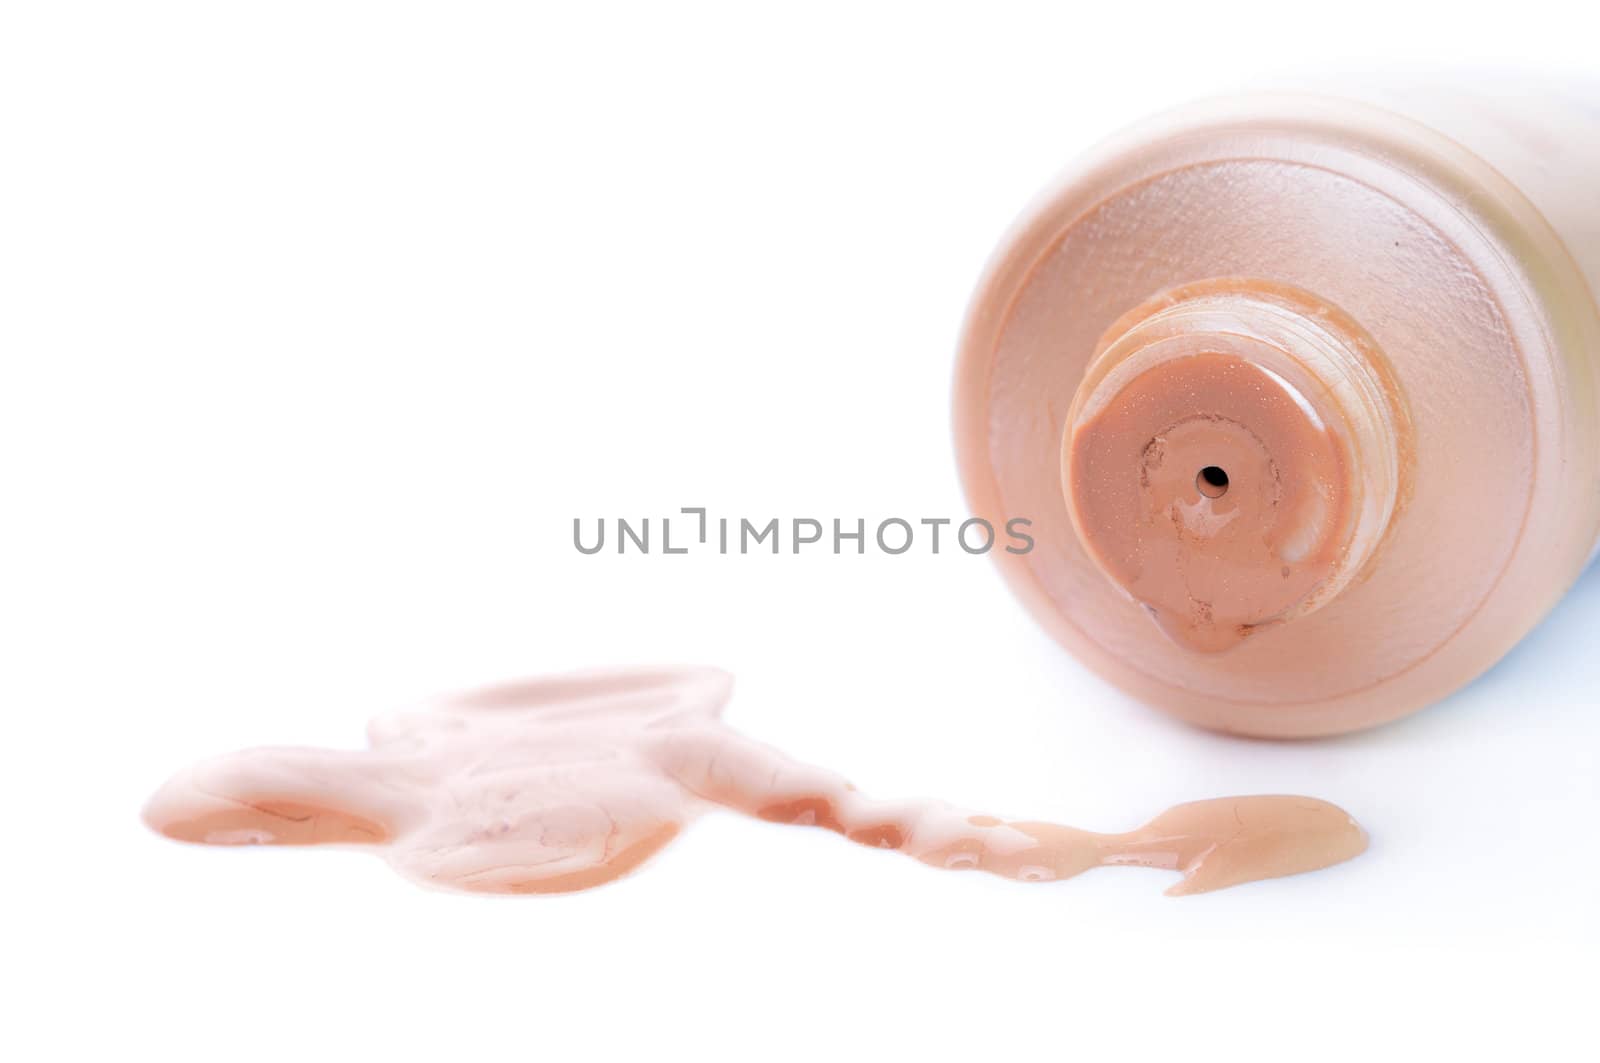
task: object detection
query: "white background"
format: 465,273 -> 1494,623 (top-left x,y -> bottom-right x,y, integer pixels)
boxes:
4,3 -> 1598,1060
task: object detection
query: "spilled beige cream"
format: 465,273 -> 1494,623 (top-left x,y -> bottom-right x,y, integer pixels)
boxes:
144,667 -> 1366,896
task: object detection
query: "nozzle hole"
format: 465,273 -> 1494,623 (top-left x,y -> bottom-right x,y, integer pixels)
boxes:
1197,465 -> 1229,498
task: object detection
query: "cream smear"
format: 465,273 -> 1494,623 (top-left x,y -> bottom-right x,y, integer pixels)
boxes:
144,667 -> 1366,896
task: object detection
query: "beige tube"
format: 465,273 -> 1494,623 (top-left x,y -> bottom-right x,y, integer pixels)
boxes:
954,85 -> 1600,736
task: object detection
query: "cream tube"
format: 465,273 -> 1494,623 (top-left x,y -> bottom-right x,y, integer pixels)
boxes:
954,86 -> 1600,737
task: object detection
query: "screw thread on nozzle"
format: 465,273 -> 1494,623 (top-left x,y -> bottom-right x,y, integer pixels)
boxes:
1062,279 -> 1407,652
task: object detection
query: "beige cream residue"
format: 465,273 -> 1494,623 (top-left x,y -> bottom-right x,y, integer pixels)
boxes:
143,667 -> 1366,896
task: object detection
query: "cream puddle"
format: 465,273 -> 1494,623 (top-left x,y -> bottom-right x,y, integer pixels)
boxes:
143,666 -> 1366,896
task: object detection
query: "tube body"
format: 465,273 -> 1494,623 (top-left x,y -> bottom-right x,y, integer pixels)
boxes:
954,85 -> 1600,735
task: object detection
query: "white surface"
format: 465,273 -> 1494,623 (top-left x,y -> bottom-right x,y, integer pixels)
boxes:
4,4 -> 1597,1060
